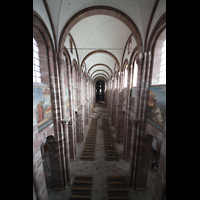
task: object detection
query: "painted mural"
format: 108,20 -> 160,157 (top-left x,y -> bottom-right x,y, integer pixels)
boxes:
33,87 -> 52,128
131,87 -> 136,112
65,87 -> 70,112
147,85 -> 166,131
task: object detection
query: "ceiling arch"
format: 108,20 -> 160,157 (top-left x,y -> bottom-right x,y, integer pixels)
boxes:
81,50 -> 119,70
81,50 -> 118,80
94,77 -> 107,83
59,5 -> 143,53
92,72 -> 109,80
88,64 -> 113,76
91,70 -> 110,78
93,73 -> 108,80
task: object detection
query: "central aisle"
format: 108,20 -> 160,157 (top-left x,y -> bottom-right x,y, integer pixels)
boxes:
47,104 -> 157,200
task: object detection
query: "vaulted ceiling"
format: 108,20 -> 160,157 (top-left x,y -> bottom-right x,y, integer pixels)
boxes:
33,0 -> 166,82
70,15 -> 131,80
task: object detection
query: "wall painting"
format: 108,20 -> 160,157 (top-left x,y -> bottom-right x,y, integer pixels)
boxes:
33,86 -> 52,131
147,85 -> 166,132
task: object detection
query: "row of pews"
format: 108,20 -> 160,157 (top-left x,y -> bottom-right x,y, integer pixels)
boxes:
69,175 -> 93,200
106,175 -> 130,199
103,119 -> 119,161
80,119 -> 98,161
69,175 -> 130,200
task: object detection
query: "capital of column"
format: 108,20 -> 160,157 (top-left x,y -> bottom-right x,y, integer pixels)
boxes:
57,57 -> 65,66
58,116 -> 71,125
136,57 -> 144,66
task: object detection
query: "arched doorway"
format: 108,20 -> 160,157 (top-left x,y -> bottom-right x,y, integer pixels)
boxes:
96,79 -> 105,103
41,138 -> 52,189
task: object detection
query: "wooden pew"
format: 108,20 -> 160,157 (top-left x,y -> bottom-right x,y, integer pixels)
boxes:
69,194 -> 91,199
73,180 -> 93,184
107,196 -> 130,199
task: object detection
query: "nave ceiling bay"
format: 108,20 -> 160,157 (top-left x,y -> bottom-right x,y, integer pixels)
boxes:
35,0 -> 165,82
67,15 -> 134,82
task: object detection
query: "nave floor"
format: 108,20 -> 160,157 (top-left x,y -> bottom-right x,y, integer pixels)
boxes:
42,104 -> 158,200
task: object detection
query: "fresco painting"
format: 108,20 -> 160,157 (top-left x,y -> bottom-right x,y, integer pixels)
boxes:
147,85 -> 166,131
33,87 -> 52,128
65,87 -> 70,112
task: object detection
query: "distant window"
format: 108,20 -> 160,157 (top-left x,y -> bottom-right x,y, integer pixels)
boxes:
100,89 -> 101,92
33,38 -> 41,83
132,60 -> 138,87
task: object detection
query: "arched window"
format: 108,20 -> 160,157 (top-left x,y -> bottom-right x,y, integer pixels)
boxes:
132,60 -> 138,87
33,38 -> 41,83
151,30 -> 166,85
158,39 -> 166,84
124,64 -> 128,87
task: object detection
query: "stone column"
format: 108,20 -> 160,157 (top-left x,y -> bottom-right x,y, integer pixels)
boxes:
123,63 -> 133,161
47,136 -> 64,189
59,117 -> 71,185
111,90 -> 116,126
131,133 -> 153,190
57,56 -> 68,187
68,119 -> 76,160
66,61 -> 77,160
76,112 -> 82,142
57,55 -> 72,186
116,104 -> 122,144
111,79 -> 115,126
85,99 -> 89,125
104,83 -> 107,107
129,53 -> 154,190
80,104 -> 85,140
123,119 -> 132,160
129,117 -> 139,185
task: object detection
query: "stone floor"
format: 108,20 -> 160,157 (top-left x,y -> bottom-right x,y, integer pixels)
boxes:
42,104 -> 158,200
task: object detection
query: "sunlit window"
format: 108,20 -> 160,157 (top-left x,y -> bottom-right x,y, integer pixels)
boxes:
151,34 -> 166,85
132,60 -> 138,87
33,38 -> 41,83
158,40 -> 166,84
124,65 -> 128,87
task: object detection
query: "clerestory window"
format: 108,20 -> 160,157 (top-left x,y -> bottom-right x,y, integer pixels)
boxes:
33,38 -> 41,83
